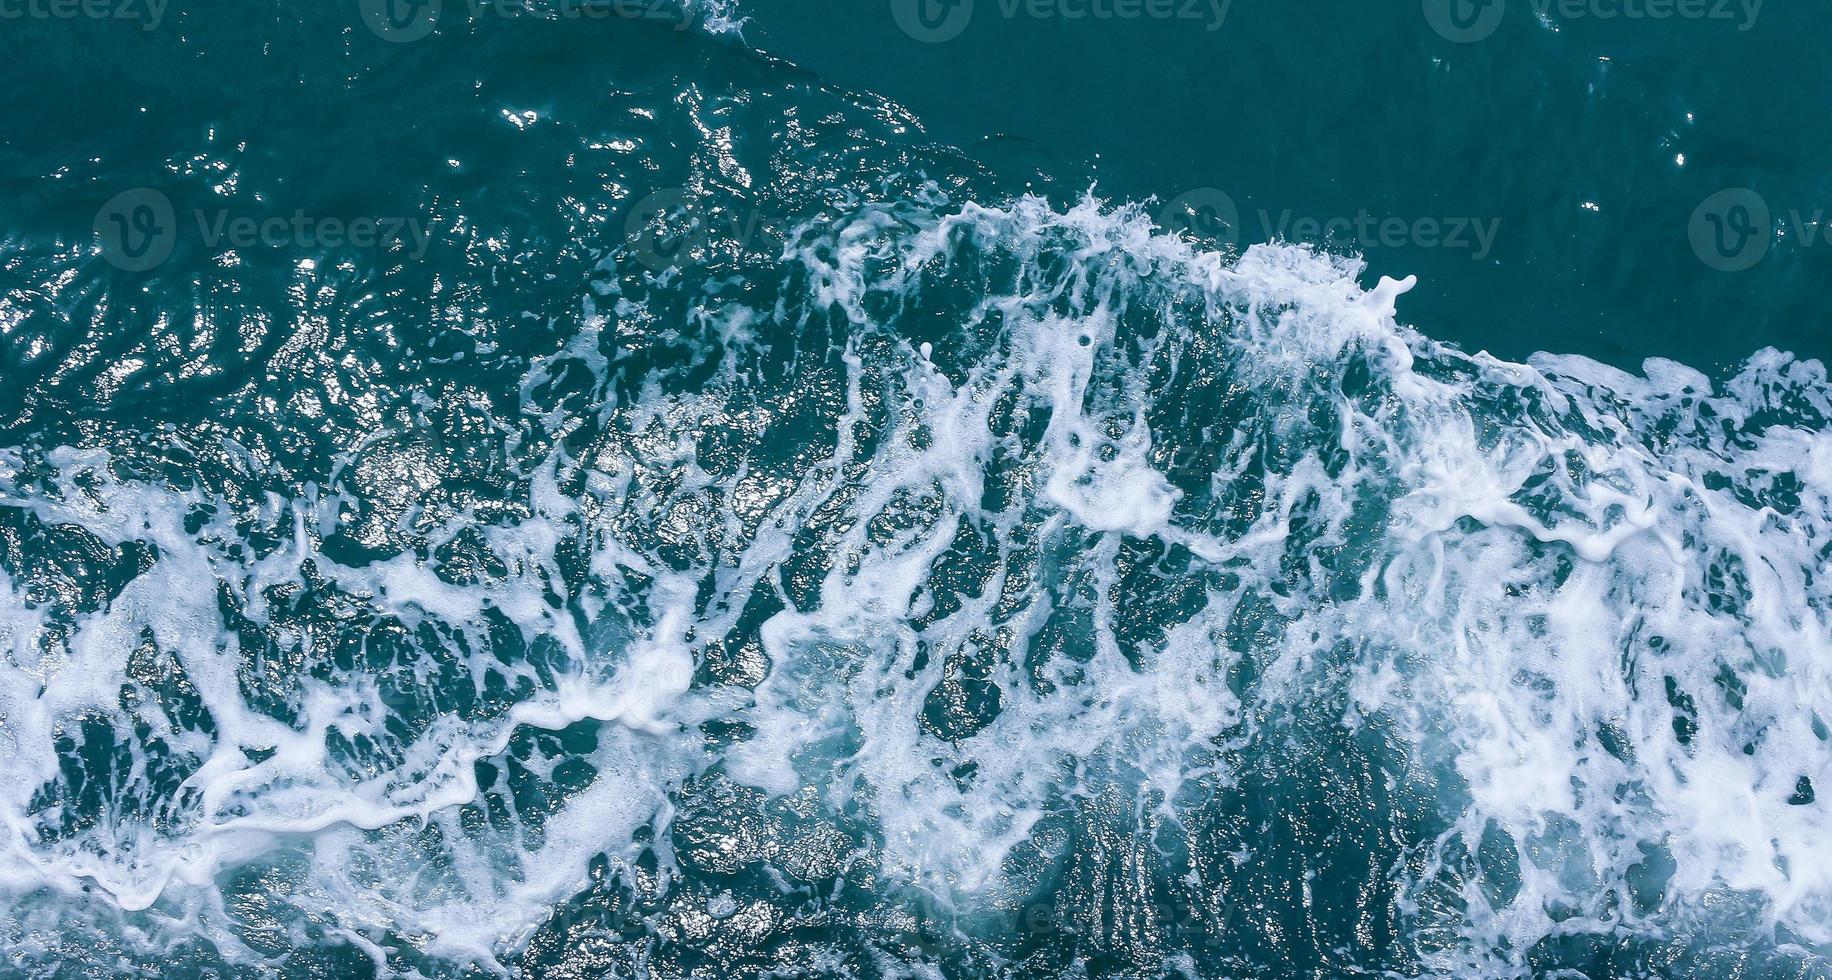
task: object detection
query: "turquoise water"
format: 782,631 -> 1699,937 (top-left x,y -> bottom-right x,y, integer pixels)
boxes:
3,2 -> 1832,977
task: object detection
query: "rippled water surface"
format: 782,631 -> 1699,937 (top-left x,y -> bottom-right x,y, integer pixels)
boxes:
3,3 -> 1832,977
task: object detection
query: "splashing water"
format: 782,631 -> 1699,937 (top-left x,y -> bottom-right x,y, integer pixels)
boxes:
3,18 -> 1832,980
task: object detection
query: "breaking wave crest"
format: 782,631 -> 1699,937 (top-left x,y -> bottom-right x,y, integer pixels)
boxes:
4,187 -> 1832,978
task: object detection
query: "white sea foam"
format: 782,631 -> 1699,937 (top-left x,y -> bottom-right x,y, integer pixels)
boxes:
2,191 -> 1829,976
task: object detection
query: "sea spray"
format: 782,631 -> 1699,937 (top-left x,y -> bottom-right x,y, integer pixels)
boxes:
3,184 -> 1830,977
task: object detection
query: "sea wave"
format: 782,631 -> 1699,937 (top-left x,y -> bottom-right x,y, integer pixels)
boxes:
3,181 -> 1830,977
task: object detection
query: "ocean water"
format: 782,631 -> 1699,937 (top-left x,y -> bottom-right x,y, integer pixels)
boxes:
2,2 -> 1831,977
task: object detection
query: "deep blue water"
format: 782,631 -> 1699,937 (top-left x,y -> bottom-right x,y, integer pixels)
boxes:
2,2 -> 1832,977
